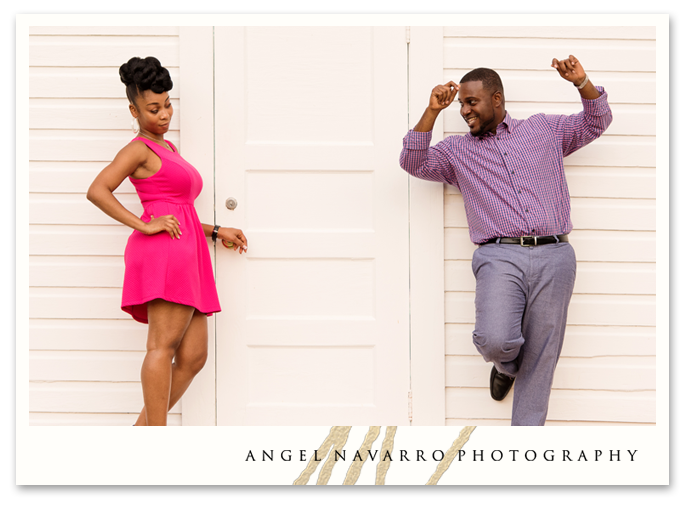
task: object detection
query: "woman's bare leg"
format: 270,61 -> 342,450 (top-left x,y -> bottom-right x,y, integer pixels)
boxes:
137,299 -> 195,426
134,309 -> 208,426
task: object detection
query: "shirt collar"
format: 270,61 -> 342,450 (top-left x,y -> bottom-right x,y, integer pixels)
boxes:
469,111 -> 513,140
499,111 -> 513,134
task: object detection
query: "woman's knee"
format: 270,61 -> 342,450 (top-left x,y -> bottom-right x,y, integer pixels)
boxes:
176,348 -> 208,375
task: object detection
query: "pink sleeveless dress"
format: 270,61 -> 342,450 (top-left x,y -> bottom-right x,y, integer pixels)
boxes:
121,137 -> 221,323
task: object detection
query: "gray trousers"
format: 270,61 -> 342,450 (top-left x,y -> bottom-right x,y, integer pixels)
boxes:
471,241 -> 577,426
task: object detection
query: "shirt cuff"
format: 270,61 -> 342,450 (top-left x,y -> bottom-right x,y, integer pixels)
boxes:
402,129 -> 433,150
581,86 -> 610,116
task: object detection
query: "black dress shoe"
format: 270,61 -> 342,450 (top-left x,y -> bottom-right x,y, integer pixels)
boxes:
490,365 -> 515,401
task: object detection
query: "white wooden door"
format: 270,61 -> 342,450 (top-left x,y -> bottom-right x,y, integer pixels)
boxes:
213,27 -> 410,425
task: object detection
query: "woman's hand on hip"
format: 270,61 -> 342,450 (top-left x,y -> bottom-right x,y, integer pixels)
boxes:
218,227 -> 248,254
143,214 -> 181,239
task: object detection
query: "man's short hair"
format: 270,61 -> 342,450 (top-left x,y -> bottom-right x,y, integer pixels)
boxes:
460,68 -> 504,98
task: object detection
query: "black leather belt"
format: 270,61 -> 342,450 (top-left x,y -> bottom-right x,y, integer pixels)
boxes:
479,234 -> 569,247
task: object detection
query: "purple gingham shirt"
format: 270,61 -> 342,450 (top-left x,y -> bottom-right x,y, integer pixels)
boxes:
399,87 -> 613,244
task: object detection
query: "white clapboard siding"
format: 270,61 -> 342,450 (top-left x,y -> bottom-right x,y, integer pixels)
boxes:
30,129 -> 180,162
30,256 -> 125,288
29,27 -> 180,36
30,161 -> 137,194
446,355 -> 655,391
30,382 -> 181,414
29,35 -> 180,67
30,67 -> 181,99
442,26 -> 656,40
444,70 -> 656,106
446,260 -> 656,295
443,38 -> 655,73
29,413 -> 182,426
440,27 -> 657,426
445,195 -> 656,230
30,98 -> 181,130
28,27 -> 181,425
446,388 -> 655,423
446,102 -> 656,137
446,228 -> 656,263
446,323 -> 656,358
30,225 -> 133,256
30,319 -> 147,351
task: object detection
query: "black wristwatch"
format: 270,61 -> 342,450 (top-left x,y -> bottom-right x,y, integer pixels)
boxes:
212,225 -> 220,243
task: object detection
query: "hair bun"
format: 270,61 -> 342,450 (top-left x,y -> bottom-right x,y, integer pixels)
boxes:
119,56 -> 173,100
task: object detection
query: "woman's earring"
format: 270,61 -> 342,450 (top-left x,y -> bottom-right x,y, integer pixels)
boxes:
131,117 -> 140,134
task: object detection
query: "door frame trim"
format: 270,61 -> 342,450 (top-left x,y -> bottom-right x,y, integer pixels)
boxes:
179,26 -> 217,426
408,26 -> 446,425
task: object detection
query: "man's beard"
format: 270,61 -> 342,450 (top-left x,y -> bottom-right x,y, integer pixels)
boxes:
470,109 -> 497,137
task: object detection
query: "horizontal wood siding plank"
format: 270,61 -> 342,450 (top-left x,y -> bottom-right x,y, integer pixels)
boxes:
446,418 -> 654,427
444,229 -> 656,263
30,256 -> 125,288
31,350 -> 145,382
29,412 -> 182,426
445,292 -> 656,326
442,70 -> 655,105
30,287 -> 127,320
30,130 -> 180,162
30,382 -> 181,413
30,225 -> 132,256
30,193 -> 143,225
444,102 -> 655,137
30,35 -> 180,67
445,388 -> 655,423
445,195 -> 656,230
565,167 -> 656,199
445,323 -> 656,357
30,161 -> 137,194
445,260 -> 656,295
30,67 -> 181,98
30,97 -> 180,130
30,319 -> 147,351
443,26 -> 656,40
29,27 -> 180,36
445,355 -> 655,391
444,38 -> 655,72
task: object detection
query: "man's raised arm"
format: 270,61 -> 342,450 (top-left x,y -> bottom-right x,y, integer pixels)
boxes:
547,55 -> 613,156
399,81 -> 459,185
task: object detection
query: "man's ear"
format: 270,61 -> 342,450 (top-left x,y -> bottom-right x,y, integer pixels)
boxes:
493,91 -> 503,107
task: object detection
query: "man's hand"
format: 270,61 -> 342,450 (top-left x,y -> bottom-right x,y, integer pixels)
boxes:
428,81 -> 460,112
551,55 -> 587,87
414,81 -> 460,132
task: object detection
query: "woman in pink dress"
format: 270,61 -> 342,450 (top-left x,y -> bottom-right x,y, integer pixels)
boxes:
87,56 -> 247,426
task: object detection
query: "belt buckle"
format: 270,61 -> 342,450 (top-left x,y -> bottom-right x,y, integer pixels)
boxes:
520,236 -> 537,247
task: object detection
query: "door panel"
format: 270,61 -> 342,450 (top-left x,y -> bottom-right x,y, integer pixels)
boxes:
214,27 -> 410,425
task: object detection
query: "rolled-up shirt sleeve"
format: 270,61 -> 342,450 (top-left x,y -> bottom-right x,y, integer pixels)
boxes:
399,129 -> 457,185
545,86 -> 614,157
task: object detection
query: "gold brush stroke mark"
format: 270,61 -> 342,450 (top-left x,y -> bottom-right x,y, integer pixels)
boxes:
343,426 -> 382,485
316,426 -> 352,485
375,426 -> 397,485
426,426 -> 477,485
293,426 -> 352,485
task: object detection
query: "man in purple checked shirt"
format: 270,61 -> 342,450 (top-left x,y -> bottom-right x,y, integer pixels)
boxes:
400,55 -> 613,426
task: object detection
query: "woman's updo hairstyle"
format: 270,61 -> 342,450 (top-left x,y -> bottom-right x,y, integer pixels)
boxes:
119,56 -> 173,106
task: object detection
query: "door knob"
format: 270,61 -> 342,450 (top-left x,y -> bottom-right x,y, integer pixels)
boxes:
225,197 -> 238,210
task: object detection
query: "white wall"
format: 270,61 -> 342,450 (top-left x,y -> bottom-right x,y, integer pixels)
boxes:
28,26 -> 183,425
441,26 -> 657,426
